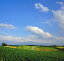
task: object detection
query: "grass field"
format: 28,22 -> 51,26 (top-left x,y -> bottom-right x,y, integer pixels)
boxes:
4,45 -> 59,51
0,46 -> 64,61
19,45 -> 59,51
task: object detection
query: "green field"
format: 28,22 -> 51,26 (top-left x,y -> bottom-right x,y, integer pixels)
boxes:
0,46 -> 64,61
17,45 -> 59,51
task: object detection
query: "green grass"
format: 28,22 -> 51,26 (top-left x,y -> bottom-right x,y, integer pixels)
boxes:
0,46 -> 64,61
17,45 -> 58,51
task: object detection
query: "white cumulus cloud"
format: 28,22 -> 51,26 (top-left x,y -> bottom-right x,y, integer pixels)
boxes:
52,6 -> 64,30
26,26 -> 52,38
0,24 -> 16,29
35,3 -> 49,12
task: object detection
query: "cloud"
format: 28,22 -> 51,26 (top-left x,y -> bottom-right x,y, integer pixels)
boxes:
35,3 -> 49,12
0,35 -> 39,43
0,35 -> 48,45
56,2 -> 64,5
52,3 -> 64,30
42,19 -> 55,26
0,35 -> 25,42
0,24 -> 16,29
26,26 -> 52,38
0,35 -> 64,45
55,36 -> 64,41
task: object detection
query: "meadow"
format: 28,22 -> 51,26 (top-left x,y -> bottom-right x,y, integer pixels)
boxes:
0,46 -> 64,61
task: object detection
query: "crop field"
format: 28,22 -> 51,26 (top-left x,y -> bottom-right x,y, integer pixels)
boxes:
4,45 -> 59,51
17,45 -> 59,51
0,46 -> 64,61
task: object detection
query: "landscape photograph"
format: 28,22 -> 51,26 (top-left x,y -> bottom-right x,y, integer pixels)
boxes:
0,0 -> 64,61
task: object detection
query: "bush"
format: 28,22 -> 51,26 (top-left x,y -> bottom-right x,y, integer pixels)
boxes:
2,43 -> 7,46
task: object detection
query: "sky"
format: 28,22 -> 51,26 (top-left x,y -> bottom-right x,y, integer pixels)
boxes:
0,0 -> 64,46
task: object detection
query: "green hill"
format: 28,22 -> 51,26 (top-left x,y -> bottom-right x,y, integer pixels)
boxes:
17,45 -> 58,51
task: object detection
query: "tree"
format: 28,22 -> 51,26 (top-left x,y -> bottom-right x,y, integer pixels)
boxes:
2,43 -> 7,46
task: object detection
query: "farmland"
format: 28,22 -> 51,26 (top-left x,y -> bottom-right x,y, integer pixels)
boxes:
0,46 -> 64,61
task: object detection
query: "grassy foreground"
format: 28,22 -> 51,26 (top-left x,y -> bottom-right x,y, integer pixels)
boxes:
0,46 -> 64,61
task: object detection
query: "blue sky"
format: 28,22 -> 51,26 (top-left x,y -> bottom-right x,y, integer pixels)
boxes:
0,0 -> 64,45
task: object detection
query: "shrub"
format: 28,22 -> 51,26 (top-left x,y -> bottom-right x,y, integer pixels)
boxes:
2,43 -> 7,46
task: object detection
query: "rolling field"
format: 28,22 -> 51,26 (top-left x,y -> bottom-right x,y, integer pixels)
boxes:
4,45 -> 59,51
17,45 -> 59,51
0,46 -> 64,61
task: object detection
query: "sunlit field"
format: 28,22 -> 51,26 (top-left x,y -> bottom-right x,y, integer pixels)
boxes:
0,46 -> 64,61
4,45 -> 64,51
4,46 -> 17,48
57,47 -> 64,49
4,45 -> 59,51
